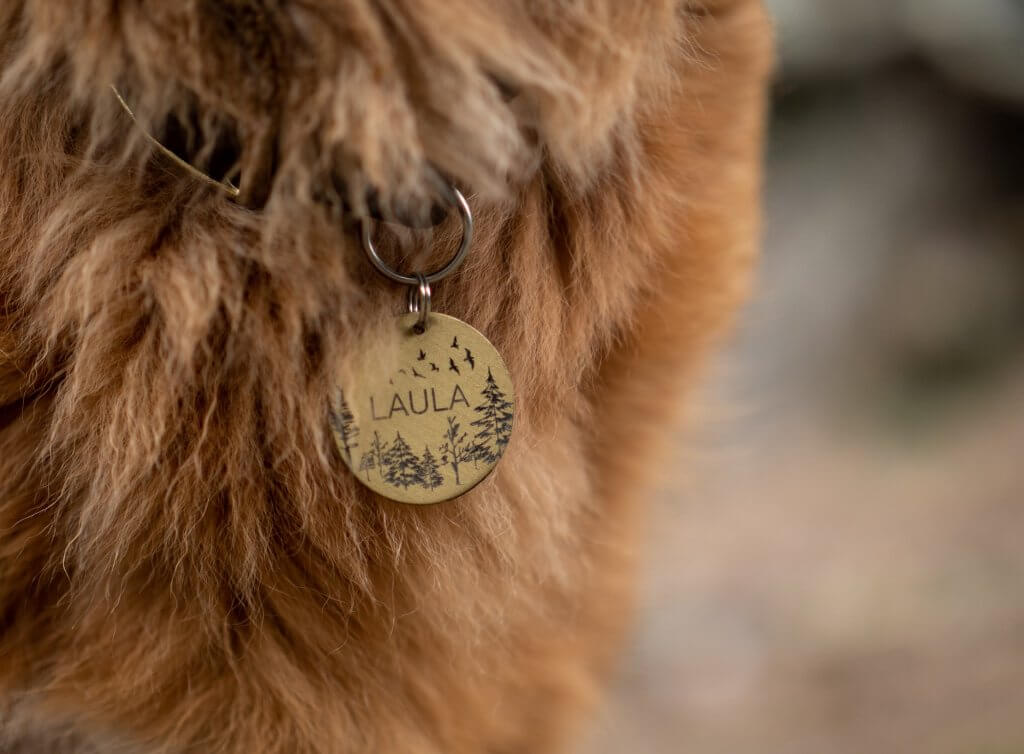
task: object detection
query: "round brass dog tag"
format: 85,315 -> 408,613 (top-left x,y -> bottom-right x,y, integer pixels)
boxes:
331,313 -> 515,504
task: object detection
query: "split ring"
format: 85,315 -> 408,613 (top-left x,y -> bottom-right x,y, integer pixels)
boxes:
406,273 -> 431,333
361,185 -> 473,286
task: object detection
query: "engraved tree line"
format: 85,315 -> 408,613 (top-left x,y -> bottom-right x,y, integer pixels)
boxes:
468,368 -> 514,463
343,373 -> 513,490
438,415 -> 473,485
419,446 -> 444,489
331,390 -> 359,463
357,431 -> 388,479
354,429 -> 448,491
382,433 -> 421,488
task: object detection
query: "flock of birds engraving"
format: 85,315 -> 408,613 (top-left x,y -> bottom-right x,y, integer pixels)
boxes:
393,336 -> 476,384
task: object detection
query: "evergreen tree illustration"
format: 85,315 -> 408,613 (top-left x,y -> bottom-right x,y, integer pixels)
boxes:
383,432 -> 422,488
378,438 -> 396,481
357,450 -> 376,479
330,390 -> 360,463
362,431 -> 388,479
467,439 -> 486,467
418,446 -> 444,489
470,368 -> 514,463
438,415 -> 472,486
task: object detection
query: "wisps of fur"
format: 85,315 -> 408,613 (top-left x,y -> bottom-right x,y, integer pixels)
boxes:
0,1 -> 772,752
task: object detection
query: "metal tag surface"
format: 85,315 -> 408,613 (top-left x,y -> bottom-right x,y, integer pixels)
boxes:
331,313 -> 515,504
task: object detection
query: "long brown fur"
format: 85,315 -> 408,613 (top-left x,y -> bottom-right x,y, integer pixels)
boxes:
0,1 -> 772,751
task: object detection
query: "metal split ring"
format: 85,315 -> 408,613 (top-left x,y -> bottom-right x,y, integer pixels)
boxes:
406,274 -> 431,333
360,184 -> 473,286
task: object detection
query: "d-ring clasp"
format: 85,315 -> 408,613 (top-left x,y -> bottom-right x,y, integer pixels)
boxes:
406,274 -> 431,333
360,185 -> 473,286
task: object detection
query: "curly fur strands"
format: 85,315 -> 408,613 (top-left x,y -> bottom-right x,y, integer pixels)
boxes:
0,1 -> 772,752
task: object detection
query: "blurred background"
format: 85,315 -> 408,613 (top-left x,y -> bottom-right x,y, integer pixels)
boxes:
586,2 -> 1024,752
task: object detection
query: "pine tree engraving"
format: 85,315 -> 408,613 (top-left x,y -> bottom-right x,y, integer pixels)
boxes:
357,450 -> 376,479
382,432 -> 421,488
418,446 -> 444,489
470,368 -> 513,463
331,390 -> 360,463
438,415 -> 473,486
357,431 -> 388,479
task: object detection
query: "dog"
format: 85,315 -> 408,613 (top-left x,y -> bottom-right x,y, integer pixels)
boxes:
0,1 -> 772,751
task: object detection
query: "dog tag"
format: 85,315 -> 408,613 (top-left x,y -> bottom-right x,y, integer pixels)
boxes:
331,313 -> 514,504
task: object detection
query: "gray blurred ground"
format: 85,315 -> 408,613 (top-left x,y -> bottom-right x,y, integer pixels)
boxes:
584,3 -> 1024,752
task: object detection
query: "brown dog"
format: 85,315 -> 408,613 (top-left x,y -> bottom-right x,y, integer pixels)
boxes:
0,2 -> 771,751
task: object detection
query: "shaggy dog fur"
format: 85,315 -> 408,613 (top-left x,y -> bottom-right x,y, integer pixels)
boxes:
0,1 -> 771,751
